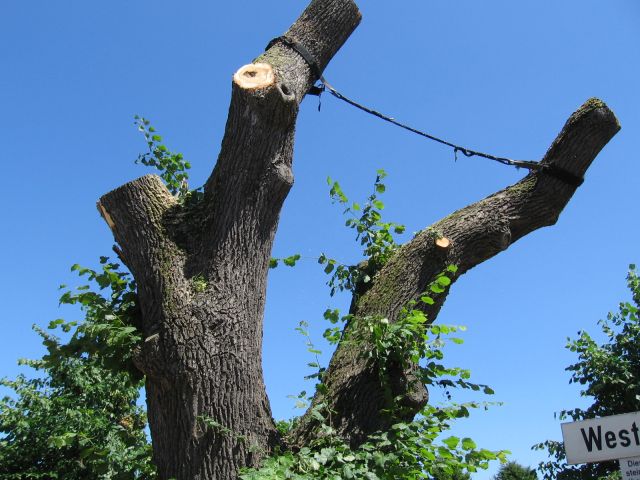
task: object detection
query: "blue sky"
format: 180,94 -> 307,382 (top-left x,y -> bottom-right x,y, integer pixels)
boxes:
1,1 -> 638,478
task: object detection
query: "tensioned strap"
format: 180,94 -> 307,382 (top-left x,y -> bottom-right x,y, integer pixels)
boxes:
540,164 -> 584,187
265,36 -> 585,188
267,36 -> 324,82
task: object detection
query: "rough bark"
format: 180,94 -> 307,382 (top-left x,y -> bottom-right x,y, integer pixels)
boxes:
290,98 -> 620,447
98,1 -> 360,479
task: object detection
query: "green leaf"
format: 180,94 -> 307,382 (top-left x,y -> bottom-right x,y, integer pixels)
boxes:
310,409 -> 324,421
323,309 -> 341,324
462,437 -> 477,450
283,254 -> 301,267
442,436 -> 460,449
48,318 -> 65,329
421,296 -> 435,305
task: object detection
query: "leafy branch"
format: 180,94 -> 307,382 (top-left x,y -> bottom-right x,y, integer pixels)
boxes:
134,116 -> 202,201
320,169 -> 406,296
44,257 -> 143,382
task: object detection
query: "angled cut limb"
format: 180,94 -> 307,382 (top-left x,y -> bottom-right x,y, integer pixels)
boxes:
290,98 -> 620,447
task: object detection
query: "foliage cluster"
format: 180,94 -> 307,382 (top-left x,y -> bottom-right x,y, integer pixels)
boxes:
241,314 -> 507,479
0,259 -> 154,479
134,116 -> 192,196
534,266 -> 640,480
241,174 -> 508,479
347,272 -> 494,405
494,461 -> 537,480
134,116 -> 206,207
241,312 -> 507,479
319,170 -> 405,296
0,118 -> 193,478
270,170 -> 405,297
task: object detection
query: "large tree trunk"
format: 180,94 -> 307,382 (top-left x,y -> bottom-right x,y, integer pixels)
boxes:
97,0 -> 619,478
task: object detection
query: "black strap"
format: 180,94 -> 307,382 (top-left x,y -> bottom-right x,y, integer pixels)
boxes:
265,36 -> 585,189
540,164 -> 584,187
267,36 -> 323,82
307,85 -> 324,96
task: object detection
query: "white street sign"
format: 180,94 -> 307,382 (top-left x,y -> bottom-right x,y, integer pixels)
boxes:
561,411 -> 640,464
620,456 -> 640,480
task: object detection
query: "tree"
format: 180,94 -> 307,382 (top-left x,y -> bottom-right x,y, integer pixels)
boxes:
495,462 -> 537,480
535,266 -> 640,480
51,0 -> 616,478
433,465 -> 472,480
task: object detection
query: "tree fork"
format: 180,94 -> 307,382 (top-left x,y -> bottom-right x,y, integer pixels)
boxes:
291,98 -> 620,447
96,0 -> 621,476
98,1 -> 360,479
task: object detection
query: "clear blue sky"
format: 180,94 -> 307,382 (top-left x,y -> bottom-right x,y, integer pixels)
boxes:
1,1 -> 638,478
